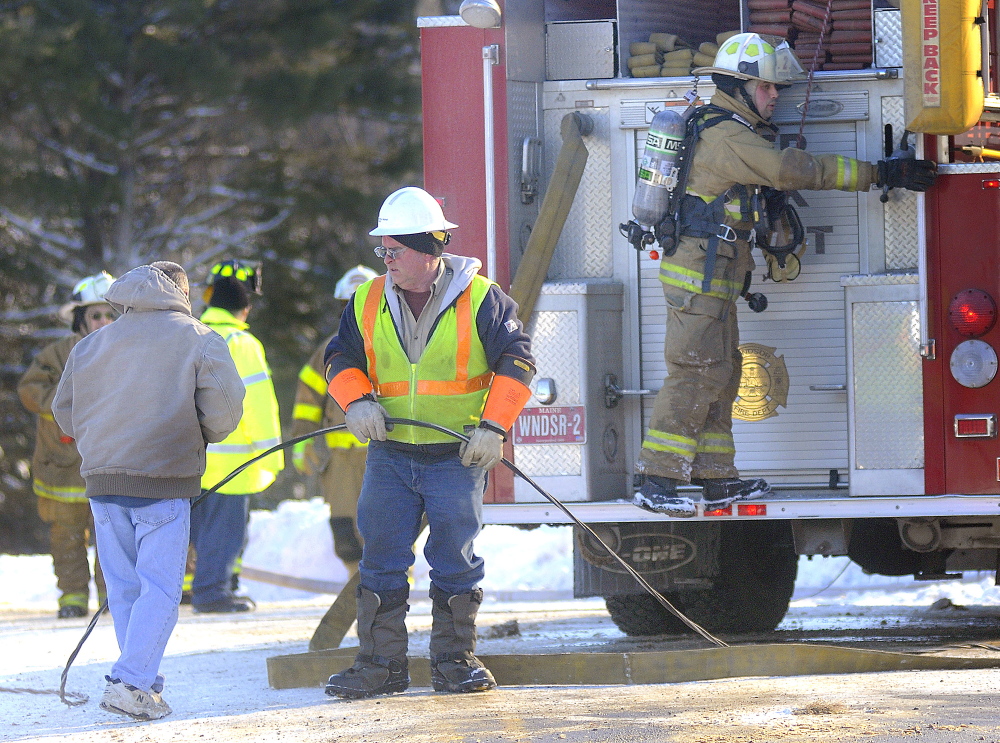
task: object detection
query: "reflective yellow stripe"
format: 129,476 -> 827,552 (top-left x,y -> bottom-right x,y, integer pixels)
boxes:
293,402 -> 323,423
299,364 -> 327,396
834,155 -> 859,191
697,432 -> 736,454
34,481 -> 87,502
659,262 -> 743,301
642,429 -> 697,460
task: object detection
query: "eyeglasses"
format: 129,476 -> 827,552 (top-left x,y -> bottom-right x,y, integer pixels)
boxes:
373,245 -> 408,260
85,311 -> 116,321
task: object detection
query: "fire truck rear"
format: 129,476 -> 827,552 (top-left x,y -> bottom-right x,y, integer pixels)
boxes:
418,0 -> 1000,635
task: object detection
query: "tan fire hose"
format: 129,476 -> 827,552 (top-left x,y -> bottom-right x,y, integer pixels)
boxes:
508,111 -> 592,322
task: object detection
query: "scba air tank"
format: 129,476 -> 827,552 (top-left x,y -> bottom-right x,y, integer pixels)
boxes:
631,108 -> 686,227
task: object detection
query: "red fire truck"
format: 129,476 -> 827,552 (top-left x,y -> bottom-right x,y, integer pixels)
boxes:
418,0 -> 1000,635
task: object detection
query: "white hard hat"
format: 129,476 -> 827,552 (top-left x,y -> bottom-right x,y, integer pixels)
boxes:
693,32 -> 805,85
334,265 -> 379,300
58,271 -> 116,324
369,187 -> 457,237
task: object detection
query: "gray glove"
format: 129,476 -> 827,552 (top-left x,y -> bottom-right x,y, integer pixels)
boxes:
460,424 -> 504,470
345,398 -> 389,443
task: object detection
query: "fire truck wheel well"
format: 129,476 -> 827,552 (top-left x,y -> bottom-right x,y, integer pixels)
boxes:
847,518 -> 922,576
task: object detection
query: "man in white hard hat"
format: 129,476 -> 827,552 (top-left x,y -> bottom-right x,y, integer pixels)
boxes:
323,187 -> 535,699
289,265 -> 379,575
634,33 -> 937,518
18,271 -> 116,618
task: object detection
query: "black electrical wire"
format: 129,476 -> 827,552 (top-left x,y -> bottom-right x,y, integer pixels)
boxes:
57,418 -> 726,706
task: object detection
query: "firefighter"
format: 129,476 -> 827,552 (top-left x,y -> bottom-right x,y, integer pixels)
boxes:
290,265 -> 379,575
191,260 -> 284,613
634,33 -> 937,517
323,187 -> 535,698
18,272 -> 116,618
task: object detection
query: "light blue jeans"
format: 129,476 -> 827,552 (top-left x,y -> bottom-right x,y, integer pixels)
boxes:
357,442 -> 487,595
90,498 -> 190,693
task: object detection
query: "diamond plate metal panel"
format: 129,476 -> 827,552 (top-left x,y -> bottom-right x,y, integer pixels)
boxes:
852,301 -> 924,469
874,9 -> 903,68
546,21 -> 615,81
881,96 -> 918,270
518,309 -> 582,476
544,107 -> 613,279
508,81 -> 541,274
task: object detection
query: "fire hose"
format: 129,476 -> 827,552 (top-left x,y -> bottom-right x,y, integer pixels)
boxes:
53,417 -> 725,706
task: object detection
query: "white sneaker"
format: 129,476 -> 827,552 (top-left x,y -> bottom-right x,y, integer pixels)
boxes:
100,676 -> 172,721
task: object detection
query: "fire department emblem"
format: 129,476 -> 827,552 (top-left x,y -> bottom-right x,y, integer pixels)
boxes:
733,343 -> 789,422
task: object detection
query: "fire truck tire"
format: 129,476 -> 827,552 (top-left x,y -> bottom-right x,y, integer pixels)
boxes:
678,521 -> 798,633
604,593 -> 690,636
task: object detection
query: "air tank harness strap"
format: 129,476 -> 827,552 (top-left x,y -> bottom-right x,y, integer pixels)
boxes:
676,192 -> 732,294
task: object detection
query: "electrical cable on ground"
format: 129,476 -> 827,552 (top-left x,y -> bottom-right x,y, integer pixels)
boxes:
49,418 -> 726,706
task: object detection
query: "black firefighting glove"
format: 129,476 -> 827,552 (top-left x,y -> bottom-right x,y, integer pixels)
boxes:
876,158 -> 937,192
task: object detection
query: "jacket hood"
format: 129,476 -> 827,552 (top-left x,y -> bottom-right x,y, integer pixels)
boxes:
104,264 -> 192,316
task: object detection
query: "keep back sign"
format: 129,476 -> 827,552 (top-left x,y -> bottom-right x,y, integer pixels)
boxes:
922,0 -> 940,106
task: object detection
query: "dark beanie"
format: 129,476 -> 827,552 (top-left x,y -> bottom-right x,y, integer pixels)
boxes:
391,232 -> 446,257
210,276 -> 251,312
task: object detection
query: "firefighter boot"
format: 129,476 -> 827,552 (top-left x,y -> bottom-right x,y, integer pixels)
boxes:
325,585 -> 410,699
694,477 -> 772,511
429,585 -> 497,693
632,475 -> 696,518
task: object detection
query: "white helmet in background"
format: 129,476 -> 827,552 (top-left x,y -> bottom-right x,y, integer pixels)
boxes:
334,265 -> 379,300
369,187 -> 457,237
693,32 -> 806,85
58,271 -> 116,324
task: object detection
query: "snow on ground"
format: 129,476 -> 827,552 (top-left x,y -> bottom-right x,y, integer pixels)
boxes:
2,496 -> 998,611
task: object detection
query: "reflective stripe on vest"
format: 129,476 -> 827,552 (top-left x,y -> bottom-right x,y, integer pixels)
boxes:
354,275 -> 494,444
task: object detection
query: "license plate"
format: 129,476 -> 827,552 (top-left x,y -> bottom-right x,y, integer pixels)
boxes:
513,406 -> 586,445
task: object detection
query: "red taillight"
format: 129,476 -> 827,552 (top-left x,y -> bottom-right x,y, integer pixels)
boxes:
983,179 -> 1000,189
704,505 -> 732,516
949,289 -> 997,337
737,503 -> 767,516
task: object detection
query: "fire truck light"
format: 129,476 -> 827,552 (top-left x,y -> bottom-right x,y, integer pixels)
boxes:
948,289 -> 997,337
954,414 -> 997,438
737,503 -> 768,516
983,179 -> 1000,189
704,505 -> 732,516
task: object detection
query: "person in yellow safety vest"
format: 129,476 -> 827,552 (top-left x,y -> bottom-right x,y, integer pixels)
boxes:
323,187 -> 536,700
192,259 -> 284,613
633,33 -> 937,518
290,265 -> 379,575
18,272 -> 116,618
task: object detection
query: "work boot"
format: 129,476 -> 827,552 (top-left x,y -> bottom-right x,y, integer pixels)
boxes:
631,475 -> 696,517
57,605 -> 87,619
325,586 -> 410,699
192,596 -> 256,613
429,585 -> 496,693
100,676 -> 172,721
693,477 -> 772,511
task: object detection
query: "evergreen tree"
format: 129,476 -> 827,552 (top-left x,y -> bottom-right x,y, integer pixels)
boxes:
0,0 -> 422,545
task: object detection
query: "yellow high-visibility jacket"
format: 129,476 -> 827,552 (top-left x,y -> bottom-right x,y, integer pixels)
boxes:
200,307 -> 283,494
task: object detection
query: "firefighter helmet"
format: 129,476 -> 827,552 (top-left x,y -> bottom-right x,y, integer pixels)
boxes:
57,271 -> 116,324
369,187 -> 457,237
334,265 -> 379,300
693,32 -> 805,85
206,260 -> 262,294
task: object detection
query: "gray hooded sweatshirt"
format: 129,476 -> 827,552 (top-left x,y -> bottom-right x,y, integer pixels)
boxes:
53,264 -> 245,500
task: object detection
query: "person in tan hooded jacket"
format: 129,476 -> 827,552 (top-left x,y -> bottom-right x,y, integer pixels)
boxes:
633,33 -> 937,518
18,272 -> 116,618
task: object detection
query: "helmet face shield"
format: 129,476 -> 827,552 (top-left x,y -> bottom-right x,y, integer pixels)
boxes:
773,42 -> 806,84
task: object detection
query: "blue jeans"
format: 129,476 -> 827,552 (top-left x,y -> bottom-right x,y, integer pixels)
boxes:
189,492 -> 250,605
357,442 -> 487,595
90,498 -> 190,693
